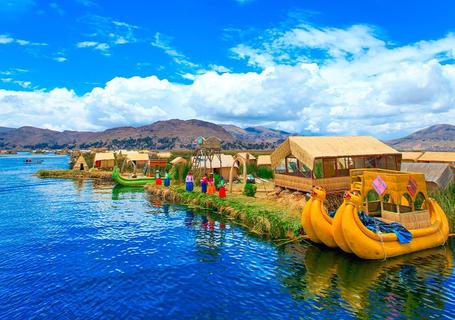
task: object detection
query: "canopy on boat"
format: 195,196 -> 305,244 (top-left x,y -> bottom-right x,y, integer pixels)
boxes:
271,136 -> 400,170
170,156 -> 187,165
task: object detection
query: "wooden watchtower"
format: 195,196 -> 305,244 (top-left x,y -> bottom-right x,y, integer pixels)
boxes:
191,136 -> 223,179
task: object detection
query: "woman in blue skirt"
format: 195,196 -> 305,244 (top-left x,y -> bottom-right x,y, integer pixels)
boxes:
185,171 -> 194,192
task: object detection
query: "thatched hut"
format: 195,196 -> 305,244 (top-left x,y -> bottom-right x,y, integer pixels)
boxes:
236,152 -> 256,165
73,155 -> 88,171
257,155 -> 271,168
191,154 -> 239,179
271,136 -> 401,193
170,156 -> 187,166
416,152 -> 455,166
401,162 -> 454,190
125,153 -> 149,169
93,152 -> 115,170
157,152 -> 172,159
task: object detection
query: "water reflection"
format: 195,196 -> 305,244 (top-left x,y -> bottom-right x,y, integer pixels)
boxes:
279,242 -> 454,319
111,185 -> 144,200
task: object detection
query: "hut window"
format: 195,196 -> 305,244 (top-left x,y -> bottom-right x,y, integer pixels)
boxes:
375,156 -> 387,169
322,158 -> 336,178
386,155 -> 398,170
313,159 -> 323,179
352,157 -> 365,168
335,157 -> 350,177
365,156 -> 377,168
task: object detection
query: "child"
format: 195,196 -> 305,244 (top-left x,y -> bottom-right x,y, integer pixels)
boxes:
218,176 -> 226,198
200,174 -> 208,193
164,171 -> 171,187
155,170 -> 162,186
185,171 -> 194,192
207,173 -> 215,194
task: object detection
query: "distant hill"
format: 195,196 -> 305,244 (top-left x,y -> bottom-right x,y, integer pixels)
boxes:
0,127 -> 14,133
221,124 -> 291,144
0,119 -> 284,150
387,124 -> 455,151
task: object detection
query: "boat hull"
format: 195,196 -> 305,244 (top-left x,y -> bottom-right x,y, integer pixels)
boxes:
342,199 -> 449,260
112,167 -> 155,187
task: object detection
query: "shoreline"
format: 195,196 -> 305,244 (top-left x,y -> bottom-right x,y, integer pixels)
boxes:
145,184 -> 302,240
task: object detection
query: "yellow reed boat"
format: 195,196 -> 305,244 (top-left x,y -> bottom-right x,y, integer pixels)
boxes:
302,169 -> 449,259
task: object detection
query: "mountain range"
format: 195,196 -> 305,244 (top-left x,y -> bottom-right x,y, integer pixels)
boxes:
386,124 -> 455,151
0,120 -> 453,151
0,119 -> 291,150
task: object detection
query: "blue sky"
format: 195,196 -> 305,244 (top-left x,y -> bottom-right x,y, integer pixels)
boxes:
1,0 -> 454,138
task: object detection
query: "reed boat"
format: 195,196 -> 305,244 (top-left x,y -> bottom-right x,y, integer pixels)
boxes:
339,190 -> 449,260
112,166 -> 155,187
303,186 -> 338,247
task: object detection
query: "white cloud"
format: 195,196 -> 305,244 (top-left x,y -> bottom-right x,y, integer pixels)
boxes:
0,35 -> 14,44
1,22 -> 455,139
0,34 -> 46,46
54,56 -> 67,62
76,41 -> 110,54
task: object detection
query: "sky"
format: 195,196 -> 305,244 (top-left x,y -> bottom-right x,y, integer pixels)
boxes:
0,0 -> 454,139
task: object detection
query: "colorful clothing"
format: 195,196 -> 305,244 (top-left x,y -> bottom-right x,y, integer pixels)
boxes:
218,178 -> 226,197
218,186 -> 226,198
207,175 -> 215,194
200,177 -> 208,193
156,177 -> 162,186
164,173 -> 170,187
185,174 -> 194,192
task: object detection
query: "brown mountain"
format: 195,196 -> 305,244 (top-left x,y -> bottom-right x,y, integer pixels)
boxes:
221,124 -> 291,144
0,119 -> 279,150
387,124 -> 455,151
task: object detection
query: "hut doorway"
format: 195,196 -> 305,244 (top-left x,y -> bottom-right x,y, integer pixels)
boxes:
228,155 -> 247,193
80,163 -> 84,170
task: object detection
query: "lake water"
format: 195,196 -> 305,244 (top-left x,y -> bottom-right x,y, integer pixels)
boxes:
0,153 -> 454,319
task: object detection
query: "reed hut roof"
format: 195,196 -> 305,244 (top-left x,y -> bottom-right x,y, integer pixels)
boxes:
401,162 -> 454,189
126,153 -> 149,161
157,152 -> 172,159
401,152 -> 424,161
271,136 -> 400,170
236,152 -> 256,160
257,155 -> 271,166
94,152 -> 115,161
170,156 -> 187,165
73,155 -> 88,170
417,152 -> 455,163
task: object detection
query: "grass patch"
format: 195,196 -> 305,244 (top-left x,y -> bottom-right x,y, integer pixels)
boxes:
147,185 -> 302,239
429,182 -> 455,231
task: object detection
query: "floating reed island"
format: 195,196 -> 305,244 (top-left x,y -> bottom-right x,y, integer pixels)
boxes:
36,169 -> 113,181
145,184 -> 303,240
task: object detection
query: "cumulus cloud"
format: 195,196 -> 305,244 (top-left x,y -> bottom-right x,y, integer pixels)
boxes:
1,22 -> 455,138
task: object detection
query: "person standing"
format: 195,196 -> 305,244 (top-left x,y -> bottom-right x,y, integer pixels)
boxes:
164,171 -> 171,187
156,170 -> 162,186
207,173 -> 215,194
200,174 -> 208,193
185,171 -> 194,192
218,176 -> 226,198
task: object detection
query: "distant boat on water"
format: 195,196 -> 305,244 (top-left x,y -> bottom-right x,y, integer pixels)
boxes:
24,158 -> 43,164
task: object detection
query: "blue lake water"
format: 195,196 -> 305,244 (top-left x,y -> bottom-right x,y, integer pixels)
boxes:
0,153 -> 454,319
